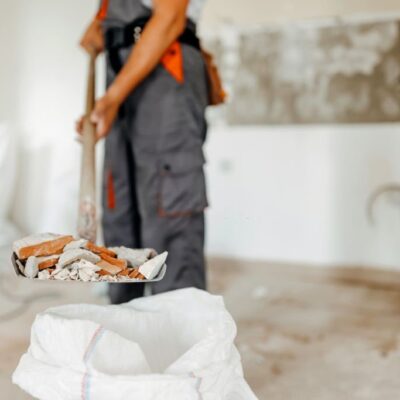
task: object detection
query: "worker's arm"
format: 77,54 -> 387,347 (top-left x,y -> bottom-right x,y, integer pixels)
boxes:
77,0 -> 189,139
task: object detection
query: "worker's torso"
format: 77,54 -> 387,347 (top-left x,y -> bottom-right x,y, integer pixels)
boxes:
103,0 -> 209,150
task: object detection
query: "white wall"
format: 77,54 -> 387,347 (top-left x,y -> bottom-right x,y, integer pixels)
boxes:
205,124 -> 400,269
2,0 -> 104,235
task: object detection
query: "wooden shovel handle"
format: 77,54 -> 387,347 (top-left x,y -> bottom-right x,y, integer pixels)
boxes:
85,51 -> 96,115
77,51 -> 97,243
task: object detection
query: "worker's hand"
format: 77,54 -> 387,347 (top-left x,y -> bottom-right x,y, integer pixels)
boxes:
80,19 -> 104,55
91,94 -> 120,139
75,95 -> 120,140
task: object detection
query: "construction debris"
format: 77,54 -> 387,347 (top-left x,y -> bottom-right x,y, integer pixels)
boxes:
12,234 -> 167,283
139,252 -> 168,280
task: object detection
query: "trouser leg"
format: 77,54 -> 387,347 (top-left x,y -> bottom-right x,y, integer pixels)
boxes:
141,211 -> 206,294
133,149 -> 207,294
104,135 -> 207,300
102,121 -> 145,304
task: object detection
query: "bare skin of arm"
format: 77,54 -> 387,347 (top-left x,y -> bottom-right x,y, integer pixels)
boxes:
77,0 -> 189,140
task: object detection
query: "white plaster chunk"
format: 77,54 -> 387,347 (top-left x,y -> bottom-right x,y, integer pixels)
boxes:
110,247 -> 156,267
57,249 -> 100,268
139,251 -> 167,280
63,239 -> 88,252
24,256 -> 39,278
73,259 -> 100,272
53,264 -> 63,272
38,270 -> 50,280
70,263 -> 80,271
80,267 -> 97,276
69,269 -> 78,280
52,268 -> 70,281
78,269 -> 92,282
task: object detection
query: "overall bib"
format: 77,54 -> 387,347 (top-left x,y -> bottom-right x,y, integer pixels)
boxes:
101,0 -> 209,303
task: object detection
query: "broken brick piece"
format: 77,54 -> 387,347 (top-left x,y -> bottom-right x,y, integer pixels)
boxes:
19,236 -> 74,260
97,269 -> 112,276
38,257 -> 59,271
118,269 -> 130,277
86,242 -> 117,258
99,253 -> 127,269
137,273 -> 146,280
96,260 -> 123,275
129,269 -> 140,279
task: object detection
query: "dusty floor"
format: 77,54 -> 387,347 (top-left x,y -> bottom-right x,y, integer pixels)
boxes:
2,247 -> 400,399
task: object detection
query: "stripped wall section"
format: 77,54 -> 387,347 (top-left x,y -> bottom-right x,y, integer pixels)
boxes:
206,17 -> 400,124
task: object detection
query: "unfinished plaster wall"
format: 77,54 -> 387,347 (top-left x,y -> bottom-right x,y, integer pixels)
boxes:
205,17 -> 400,125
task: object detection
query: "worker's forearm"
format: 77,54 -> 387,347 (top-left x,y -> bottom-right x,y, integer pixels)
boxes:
107,13 -> 185,105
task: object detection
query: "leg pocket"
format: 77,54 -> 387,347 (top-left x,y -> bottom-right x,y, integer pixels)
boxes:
158,150 -> 208,217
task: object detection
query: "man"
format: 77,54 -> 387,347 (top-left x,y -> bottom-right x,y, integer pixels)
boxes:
77,0 -> 209,304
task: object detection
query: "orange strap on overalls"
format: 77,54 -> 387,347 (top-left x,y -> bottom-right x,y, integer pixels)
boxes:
96,0 -> 109,21
161,42 -> 184,84
107,170 -> 116,209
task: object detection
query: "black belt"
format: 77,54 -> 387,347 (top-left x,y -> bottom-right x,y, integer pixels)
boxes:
105,17 -> 200,74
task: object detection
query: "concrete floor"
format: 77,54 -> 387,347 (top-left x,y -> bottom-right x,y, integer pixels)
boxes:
2,247 -> 400,399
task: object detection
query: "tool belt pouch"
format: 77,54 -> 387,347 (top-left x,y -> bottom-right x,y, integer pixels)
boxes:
201,48 -> 226,106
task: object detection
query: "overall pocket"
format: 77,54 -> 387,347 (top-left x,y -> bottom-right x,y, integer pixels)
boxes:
158,150 -> 208,217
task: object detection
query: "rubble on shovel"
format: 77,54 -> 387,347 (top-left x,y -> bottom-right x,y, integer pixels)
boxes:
13,233 -> 167,282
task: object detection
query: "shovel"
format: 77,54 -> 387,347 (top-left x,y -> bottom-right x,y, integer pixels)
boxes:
77,51 -> 97,243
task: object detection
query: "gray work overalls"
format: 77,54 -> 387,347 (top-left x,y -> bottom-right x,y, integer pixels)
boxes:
101,0 -> 208,303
